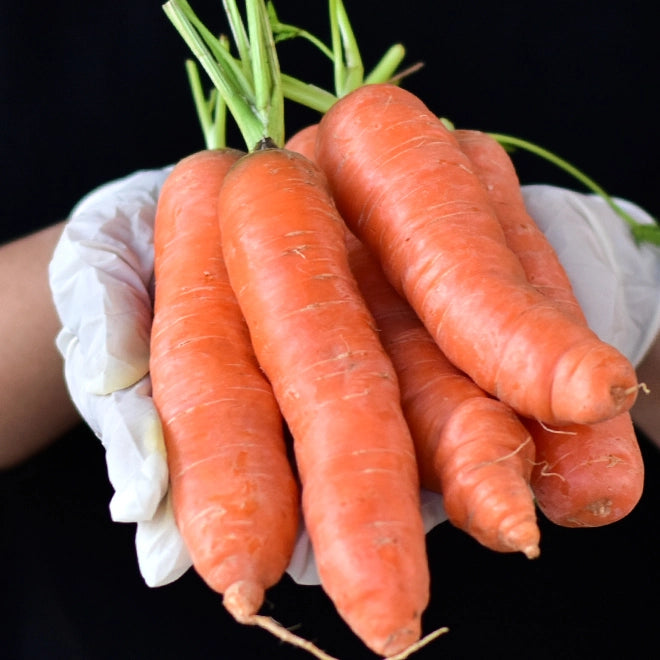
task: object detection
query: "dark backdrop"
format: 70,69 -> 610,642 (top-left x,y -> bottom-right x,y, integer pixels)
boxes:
1,0 -> 657,239
2,2 -> 659,659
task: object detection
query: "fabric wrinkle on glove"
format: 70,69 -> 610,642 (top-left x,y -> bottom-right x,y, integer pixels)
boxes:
50,169 -> 171,396
49,166 -> 660,590
50,167 -> 191,587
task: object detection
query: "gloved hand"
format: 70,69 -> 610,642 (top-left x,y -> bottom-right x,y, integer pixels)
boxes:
48,168 -> 194,588
49,168 -> 660,588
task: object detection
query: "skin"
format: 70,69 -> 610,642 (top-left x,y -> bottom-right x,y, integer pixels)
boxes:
0,222 -> 80,469
633,332 -> 660,443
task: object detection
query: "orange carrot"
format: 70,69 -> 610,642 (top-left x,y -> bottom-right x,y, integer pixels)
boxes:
455,128 -> 644,526
314,83 -> 638,427
526,413 -> 644,527
284,123 -> 318,160
287,125 -> 539,557
149,149 -> 301,621
344,227 -> 540,557
217,142 -> 429,657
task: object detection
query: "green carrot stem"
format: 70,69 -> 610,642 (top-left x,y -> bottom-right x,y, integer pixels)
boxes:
185,59 -> 227,150
164,0 -> 284,150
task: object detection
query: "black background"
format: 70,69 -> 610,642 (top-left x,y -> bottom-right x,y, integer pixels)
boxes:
2,2 -> 659,658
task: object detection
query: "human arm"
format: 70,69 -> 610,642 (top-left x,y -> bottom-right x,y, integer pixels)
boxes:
632,331 -> 660,445
0,223 -> 80,469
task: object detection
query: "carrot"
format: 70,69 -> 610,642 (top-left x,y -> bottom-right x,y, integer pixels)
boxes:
314,82 -> 638,427
454,128 -> 644,526
526,413 -> 644,527
344,227 -> 540,557
165,3 -> 432,655
150,149 -> 302,621
217,143 -> 429,656
284,123 -> 318,161
286,124 -> 540,557
453,130 -> 584,321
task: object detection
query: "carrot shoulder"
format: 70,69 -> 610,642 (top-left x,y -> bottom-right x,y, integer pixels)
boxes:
314,83 -> 638,426
150,149 -> 300,620
455,128 -> 644,526
217,144 -> 429,657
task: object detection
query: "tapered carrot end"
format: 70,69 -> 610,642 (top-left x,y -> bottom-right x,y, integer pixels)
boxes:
502,520 -> 541,559
223,580 -> 266,624
550,341 -> 638,425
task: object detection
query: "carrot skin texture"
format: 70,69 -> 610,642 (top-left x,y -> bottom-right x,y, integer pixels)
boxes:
283,123 -> 318,160
287,126 -> 540,556
436,397 -> 538,555
455,129 -> 644,526
150,149 -> 300,620
217,147 -> 429,657
345,228 -> 540,557
315,83 -> 638,426
453,129 -> 584,323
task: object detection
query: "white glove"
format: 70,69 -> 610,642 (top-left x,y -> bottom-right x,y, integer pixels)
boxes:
521,184 -> 660,368
49,168 -> 193,588
49,168 -> 659,588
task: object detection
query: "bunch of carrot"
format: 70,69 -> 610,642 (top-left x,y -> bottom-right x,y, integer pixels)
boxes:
150,1 -> 650,657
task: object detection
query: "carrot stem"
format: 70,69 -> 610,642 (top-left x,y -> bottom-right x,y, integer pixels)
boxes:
267,2 -> 334,60
329,0 -> 363,96
270,0 -> 410,94
281,75 -> 338,113
364,43 -> 408,85
185,58 -> 227,150
163,0 -> 283,149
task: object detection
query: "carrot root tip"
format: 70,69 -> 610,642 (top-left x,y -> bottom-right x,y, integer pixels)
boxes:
222,580 -> 265,623
232,615 -> 448,660
522,544 -> 541,560
499,518 -> 541,559
607,381 -> 640,416
223,583 -> 341,659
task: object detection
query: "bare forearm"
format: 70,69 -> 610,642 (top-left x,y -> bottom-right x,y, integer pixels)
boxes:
632,331 -> 660,447
0,223 -> 80,469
